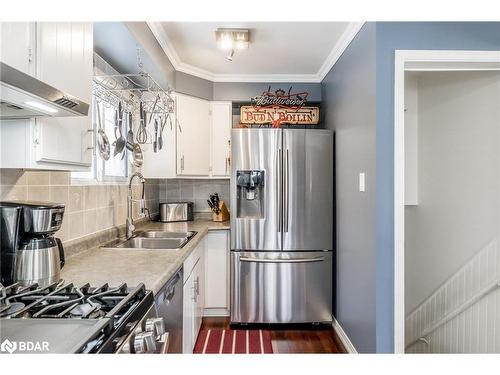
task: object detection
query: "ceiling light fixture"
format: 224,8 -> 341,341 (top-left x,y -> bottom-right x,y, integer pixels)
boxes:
216,28 -> 249,61
225,49 -> 235,62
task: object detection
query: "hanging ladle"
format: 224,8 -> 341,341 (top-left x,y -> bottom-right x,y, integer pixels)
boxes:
126,112 -> 134,151
95,101 -> 110,161
113,101 -> 127,157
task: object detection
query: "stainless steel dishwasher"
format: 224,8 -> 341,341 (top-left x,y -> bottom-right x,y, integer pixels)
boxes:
155,267 -> 183,353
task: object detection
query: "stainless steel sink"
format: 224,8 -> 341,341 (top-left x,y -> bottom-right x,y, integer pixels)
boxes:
134,231 -> 196,239
109,231 -> 196,250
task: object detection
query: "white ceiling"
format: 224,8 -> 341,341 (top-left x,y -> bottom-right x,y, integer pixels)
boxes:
148,22 -> 364,83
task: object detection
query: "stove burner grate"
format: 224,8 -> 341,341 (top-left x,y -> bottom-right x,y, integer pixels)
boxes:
0,282 -> 136,320
0,301 -> 25,317
0,281 -> 152,353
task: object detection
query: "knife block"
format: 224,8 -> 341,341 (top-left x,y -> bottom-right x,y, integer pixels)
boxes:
212,201 -> 230,222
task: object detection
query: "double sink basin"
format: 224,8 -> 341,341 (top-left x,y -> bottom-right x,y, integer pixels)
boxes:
109,230 -> 197,250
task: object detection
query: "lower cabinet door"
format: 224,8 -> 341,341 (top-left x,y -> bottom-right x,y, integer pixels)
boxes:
182,259 -> 205,353
182,272 -> 195,353
205,231 -> 229,309
193,254 -> 204,335
182,238 -> 207,353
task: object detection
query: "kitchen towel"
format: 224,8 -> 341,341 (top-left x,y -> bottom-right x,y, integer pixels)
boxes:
193,329 -> 274,354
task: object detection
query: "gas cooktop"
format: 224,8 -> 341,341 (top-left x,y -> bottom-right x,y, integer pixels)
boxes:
0,281 -> 156,353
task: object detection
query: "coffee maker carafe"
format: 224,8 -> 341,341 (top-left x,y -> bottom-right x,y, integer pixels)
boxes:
0,201 -> 65,287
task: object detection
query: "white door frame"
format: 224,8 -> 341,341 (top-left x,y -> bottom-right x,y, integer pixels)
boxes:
393,50 -> 500,353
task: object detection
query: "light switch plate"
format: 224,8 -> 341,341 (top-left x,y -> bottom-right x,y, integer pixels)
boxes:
359,173 -> 366,192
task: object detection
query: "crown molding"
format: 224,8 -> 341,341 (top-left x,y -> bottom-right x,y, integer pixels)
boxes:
210,73 -> 322,83
147,21 -> 365,83
147,21 -> 181,67
176,62 -> 217,81
148,21 -> 217,81
316,22 -> 365,81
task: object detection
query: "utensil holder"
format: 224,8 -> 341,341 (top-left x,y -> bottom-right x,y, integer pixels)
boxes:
213,201 -> 230,222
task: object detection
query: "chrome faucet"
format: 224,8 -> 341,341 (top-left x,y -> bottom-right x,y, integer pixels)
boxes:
126,172 -> 146,239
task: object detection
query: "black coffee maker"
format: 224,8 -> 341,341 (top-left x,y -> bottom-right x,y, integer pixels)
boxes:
0,201 -> 65,287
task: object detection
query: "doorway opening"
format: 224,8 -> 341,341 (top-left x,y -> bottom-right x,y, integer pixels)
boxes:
393,50 -> 500,353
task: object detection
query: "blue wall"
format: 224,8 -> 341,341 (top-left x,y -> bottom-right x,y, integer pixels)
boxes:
375,22 -> 500,353
322,22 -> 377,353
94,22 -> 176,91
175,71 -> 214,100
213,82 -> 322,102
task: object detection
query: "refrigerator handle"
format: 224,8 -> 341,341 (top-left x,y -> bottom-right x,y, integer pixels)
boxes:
239,256 -> 325,263
278,148 -> 283,233
284,148 -> 289,232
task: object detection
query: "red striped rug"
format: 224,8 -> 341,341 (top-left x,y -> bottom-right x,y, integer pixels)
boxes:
193,329 -> 274,354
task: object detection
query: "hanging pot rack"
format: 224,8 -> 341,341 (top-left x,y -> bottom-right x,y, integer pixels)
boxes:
92,72 -> 175,117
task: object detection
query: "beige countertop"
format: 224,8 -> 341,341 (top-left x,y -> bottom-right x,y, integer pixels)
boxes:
60,219 -> 230,295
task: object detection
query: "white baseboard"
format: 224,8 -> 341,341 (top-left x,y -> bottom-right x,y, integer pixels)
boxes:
203,308 -> 230,317
332,316 -> 357,353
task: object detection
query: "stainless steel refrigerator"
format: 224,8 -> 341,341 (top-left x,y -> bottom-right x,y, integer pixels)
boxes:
230,128 -> 333,324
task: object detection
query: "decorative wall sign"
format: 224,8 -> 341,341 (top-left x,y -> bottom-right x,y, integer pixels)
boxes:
240,106 -> 319,126
240,86 -> 320,127
251,86 -> 308,110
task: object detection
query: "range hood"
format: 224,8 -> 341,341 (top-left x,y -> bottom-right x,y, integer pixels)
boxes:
0,62 -> 89,119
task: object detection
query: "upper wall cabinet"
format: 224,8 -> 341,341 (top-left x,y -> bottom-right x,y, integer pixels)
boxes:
176,93 -> 211,176
210,102 -> 232,178
35,23 -> 94,169
0,22 -> 35,75
174,94 -> 232,179
142,94 -> 177,179
0,22 -> 94,170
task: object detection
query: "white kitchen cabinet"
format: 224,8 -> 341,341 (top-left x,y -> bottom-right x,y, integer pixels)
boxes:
204,230 -> 230,316
0,22 -> 94,170
182,231 -> 230,352
176,93 -> 211,176
142,95 -> 177,179
34,22 -> 94,169
0,22 -> 35,75
182,268 -> 196,353
193,241 -> 205,336
144,94 -> 232,179
182,236 -> 206,353
210,102 -> 232,178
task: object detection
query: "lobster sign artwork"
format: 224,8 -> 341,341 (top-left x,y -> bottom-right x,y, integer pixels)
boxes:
240,86 -> 320,127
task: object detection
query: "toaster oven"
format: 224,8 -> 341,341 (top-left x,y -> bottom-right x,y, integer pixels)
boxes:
158,202 -> 194,222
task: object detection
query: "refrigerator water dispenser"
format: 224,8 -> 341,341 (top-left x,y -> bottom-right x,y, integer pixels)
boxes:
236,170 -> 264,218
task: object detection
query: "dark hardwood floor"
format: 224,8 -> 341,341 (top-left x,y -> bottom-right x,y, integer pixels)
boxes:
200,317 -> 347,354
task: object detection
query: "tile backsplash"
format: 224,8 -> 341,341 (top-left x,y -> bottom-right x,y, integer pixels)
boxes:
0,169 -> 160,244
159,179 -> 230,213
0,170 -> 229,244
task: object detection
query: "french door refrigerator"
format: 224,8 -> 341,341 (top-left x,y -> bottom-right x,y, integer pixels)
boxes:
230,128 -> 333,324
